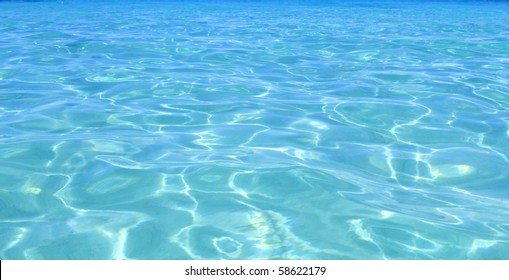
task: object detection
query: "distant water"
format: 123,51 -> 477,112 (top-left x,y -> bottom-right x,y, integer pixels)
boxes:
1,0 -> 509,259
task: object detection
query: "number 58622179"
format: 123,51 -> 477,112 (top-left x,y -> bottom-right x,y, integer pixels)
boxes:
278,267 -> 326,276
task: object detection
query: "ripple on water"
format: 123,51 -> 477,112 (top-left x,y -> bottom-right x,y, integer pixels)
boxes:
1,1 -> 509,259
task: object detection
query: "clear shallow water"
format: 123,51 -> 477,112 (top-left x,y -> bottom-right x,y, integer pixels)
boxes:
1,0 -> 509,259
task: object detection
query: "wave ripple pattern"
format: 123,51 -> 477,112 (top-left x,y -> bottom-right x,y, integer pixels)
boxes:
1,1 -> 509,259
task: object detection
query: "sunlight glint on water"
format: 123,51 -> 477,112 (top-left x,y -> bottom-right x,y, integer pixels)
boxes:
1,1 -> 509,259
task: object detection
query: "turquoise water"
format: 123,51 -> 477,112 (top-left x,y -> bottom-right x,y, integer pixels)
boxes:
1,0 -> 509,260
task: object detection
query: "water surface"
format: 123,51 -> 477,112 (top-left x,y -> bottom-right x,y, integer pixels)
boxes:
1,0 -> 509,259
